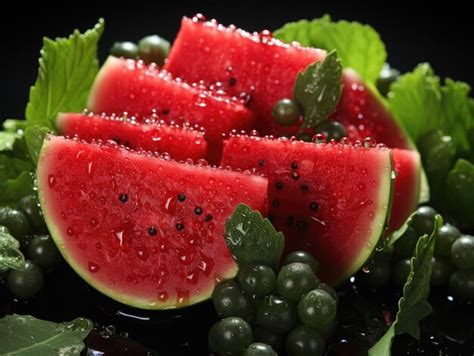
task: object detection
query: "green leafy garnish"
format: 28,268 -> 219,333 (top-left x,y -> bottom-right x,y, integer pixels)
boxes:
25,19 -> 104,129
388,64 -> 474,227
293,50 -> 342,129
3,119 -> 29,133
369,215 -> 443,356
0,132 -> 19,151
225,204 -> 284,269
274,14 -> 386,83
0,229 -> 25,272
25,125 -> 51,164
0,314 -> 93,355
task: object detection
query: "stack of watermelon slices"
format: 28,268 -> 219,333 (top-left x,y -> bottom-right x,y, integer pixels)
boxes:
38,15 -> 423,309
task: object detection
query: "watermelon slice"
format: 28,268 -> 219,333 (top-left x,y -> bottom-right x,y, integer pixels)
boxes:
220,135 -> 394,285
165,16 -> 325,136
87,56 -> 255,162
330,70 -> 413,150
56,113 -> 208,161
37,135 -> 268,309
389,149 -> 421,232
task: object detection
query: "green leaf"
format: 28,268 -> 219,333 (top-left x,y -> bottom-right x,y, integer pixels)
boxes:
0,229 -> 25,272
445,159 -> 474,227
0,171 -> 35,206
0,314 -> 93,355
369,215 -> 443,356
293,50 -> 342,128
387,63 -> 442,143
25,126 -> 51,164
274,15 -> 386,83
0,155 -> 33,183
3,119 -> 29,133
440,79 -> 473,155
225,204 -> 285,269
25,19 -> 104,129
0,132 -> 19,151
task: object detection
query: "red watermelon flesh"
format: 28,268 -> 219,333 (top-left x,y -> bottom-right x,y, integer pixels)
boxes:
87,56 -> 255,162
37,135 -> 268,309
220,135 -> 393,285
165,17 -> 326,136
389,149 -> 421,232
330,69 -> 413,150
56,113 -> 208,161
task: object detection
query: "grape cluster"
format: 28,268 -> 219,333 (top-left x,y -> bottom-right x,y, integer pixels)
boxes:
110,35 -> 170,66
0,195 -> 62,299
360,206 -> 474,299
209,251 -> 338,355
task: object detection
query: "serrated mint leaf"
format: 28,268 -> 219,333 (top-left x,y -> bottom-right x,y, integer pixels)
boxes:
225,204 -> 284,269
387,63 -> 442,143
25,19 -> 104,129
445,159 -> 474,227
369,215 -> 443,356
25,125 -> 51,164
293,50 -> 342,128
274,15 -> 386,83
0,314 -> 93,355
0,229 -> 25,272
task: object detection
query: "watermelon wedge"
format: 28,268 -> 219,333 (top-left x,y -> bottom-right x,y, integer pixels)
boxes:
165,16 -> 325,136
37,135 -> 268,309
57,112 -> 208,161
220,135 -> 394,285
389,149 -> 421,232
330,70 -> 413,150
87,56 -> 255,162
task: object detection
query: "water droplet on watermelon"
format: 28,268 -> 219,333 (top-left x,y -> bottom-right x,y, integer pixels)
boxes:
176,288 -> 190,305
95,242 -> 102,249
88,262 -> 100,273
312,133 -> 327,144
67,227 -> 75,236
115,231 -> 124,246
48,174 -> 56,188
363,137 -> 376,148
136,247 -> 149,261
158,291 -> 169,302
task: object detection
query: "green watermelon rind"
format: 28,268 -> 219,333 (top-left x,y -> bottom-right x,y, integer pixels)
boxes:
337,149 -> 396,285
37,138 -> 238,310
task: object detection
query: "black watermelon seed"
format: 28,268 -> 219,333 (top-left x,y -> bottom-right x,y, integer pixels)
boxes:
162,109 -> 170,115
119,194 -> 128,203
148,226 -> 158,236
275,181 -> 284,190
296,220 -> 308,231
292,172 -> 300,180
272,200 -> 280,208
194,207 -> 203,215
258,159 -> 266,167
287,216 -> 294,227
177,194 -> 186,202
205,214 -> 213,222
291,161 -> 299,170
300,184 -> 309,192
176,223 -> 184,231
229,77 -> 237,86
310,202 -> 319,211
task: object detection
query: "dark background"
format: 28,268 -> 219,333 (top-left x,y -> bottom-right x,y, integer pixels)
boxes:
1,1 -> 473,120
